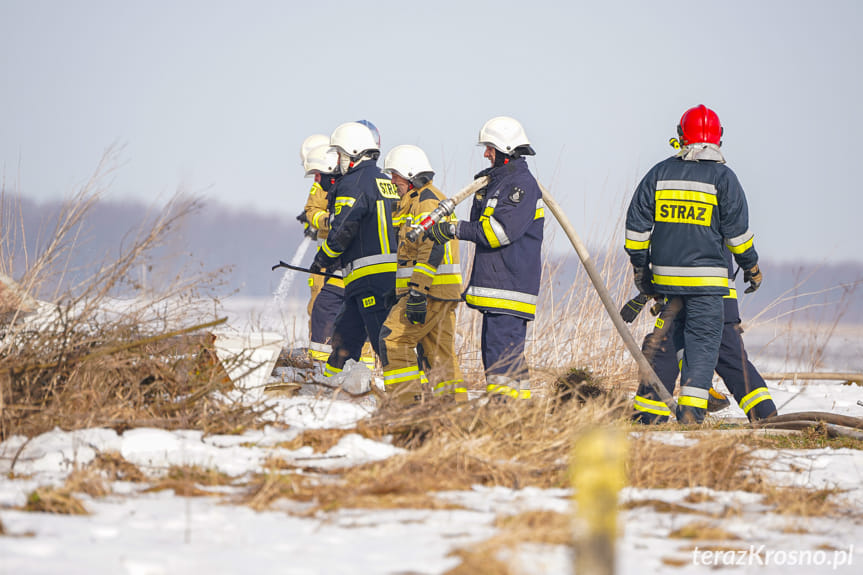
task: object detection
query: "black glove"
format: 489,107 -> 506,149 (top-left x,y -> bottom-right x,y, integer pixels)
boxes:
743,264 -> 762,294
405,289 -> 427,325
296,212 -> 318,239
633,266 -> 655,296
620,293 -> 650,323
425,221 -> 457,245
310,248 -> 330,274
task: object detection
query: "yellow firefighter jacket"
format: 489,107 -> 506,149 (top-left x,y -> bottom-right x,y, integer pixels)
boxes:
393,183 -> 462,300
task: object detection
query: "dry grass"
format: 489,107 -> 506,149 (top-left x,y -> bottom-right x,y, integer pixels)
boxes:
443,510 -> 572,575
64,468 -> 111,498
628,432 -> 755,491
142,480 -> 221,497
444,548 -> 512,575
750,424 -> 863,450
240,471 -> 313,512
494,510 -> 572,546
273,429 -> 358,453
759,486 -> 844,517
142,464 -> 236,497
668,520 -> 740,540
621,499 -> 711,516
23,486 -> 88,515
230,391 -> 628,514
86,451 -> 147,482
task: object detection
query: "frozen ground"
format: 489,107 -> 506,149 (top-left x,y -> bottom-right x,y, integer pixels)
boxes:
1,293 -> 862,574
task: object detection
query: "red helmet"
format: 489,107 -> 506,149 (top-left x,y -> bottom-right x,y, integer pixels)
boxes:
677,105 -> 723,146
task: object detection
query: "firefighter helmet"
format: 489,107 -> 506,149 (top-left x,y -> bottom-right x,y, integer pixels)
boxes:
330,122 -> 380,157
478,116 -> 535,156
303,145 -> 339,177
355,119 -> 381,148
383,145 -> 434,182
300,134 -> 329,165
677,105 -> 723,146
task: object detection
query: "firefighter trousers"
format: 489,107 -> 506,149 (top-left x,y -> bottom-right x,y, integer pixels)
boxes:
309,287 -> 342,362
379,298 -> 464,403
324,289 -> 392,377
481,312 -> 530,399
632,294 -> 775,424
633,317 -> 778,424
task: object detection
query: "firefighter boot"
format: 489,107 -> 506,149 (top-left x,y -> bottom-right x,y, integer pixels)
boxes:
707,387 -> 731,413
676,404 -> 706,425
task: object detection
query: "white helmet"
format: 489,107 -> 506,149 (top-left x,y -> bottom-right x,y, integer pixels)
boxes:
300,134 -> 330,165
478,116 -> 535,155
303,145 -> 340,177
356,119 -> 381,148
383,145 -> 434,182
330,122 -> 380,158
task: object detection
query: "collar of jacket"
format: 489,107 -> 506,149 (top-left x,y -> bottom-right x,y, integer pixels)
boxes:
676,143 -> 726,163
487,155 -> 528,183
342,156 -> 377,176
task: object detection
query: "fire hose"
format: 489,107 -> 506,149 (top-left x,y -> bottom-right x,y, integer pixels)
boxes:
538,184 -> 677,412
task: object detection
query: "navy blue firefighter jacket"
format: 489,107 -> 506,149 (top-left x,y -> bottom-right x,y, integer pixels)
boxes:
457,157 -> 544,320
318,160 -> 398,298
625,155 -> 758,296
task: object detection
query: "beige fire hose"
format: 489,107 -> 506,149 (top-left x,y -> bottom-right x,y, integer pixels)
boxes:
538,184 -> 677,412
405,177 -> 489,242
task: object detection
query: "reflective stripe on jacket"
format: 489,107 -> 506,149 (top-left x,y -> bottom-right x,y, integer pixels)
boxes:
625,156 -> 758,296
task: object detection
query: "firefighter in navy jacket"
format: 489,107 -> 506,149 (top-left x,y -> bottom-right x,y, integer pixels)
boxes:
625,105 -> 763,423
428,116 -> 544,400
311,122 -> 398,377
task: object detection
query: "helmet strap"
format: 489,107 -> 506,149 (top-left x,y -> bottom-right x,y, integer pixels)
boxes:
493,151 -> 512,168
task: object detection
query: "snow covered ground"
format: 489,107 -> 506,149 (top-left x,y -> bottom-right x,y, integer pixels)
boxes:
2,293 -> 863,574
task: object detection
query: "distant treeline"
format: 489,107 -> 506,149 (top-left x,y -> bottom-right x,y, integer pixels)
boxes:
1,193 -> 306,300
3,194 -> 862,323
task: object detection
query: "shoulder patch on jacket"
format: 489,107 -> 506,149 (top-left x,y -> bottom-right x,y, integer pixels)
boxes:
419,189 -> 439,203
506,186 -> 525,204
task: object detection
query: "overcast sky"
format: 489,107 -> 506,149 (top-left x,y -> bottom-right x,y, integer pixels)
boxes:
1,0 -> 861,264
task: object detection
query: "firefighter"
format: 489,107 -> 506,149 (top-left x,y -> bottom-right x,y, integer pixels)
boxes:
378,145 -> 465,404
427,116 -> 544,401
311,121 -> 398,376
627,250 -> 777,423
300,142 -> 346,363
625,104 -> 762,424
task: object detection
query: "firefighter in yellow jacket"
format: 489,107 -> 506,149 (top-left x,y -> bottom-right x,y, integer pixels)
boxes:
300,138 -> 346,362
379,145 -> 465,404
299,134 -> 375,368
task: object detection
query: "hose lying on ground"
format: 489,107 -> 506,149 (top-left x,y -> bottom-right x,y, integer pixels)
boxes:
753,411 -> 863,440
760,372 -> 863,384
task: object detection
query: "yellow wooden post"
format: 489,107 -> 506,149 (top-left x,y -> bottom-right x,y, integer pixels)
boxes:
571,426 -> 627,575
